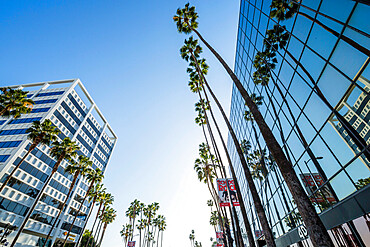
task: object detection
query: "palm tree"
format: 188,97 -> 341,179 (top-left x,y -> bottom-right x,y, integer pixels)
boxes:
120,223 -> 133,247
189,230 -> 195,247
80,230 -> 96,247
86,192 -> 113,247
174,6 -> 333,246
75,183 -> 105,247
209,211 -> 219,233
41,155 -> 91,247
10,138 -> 80,247
157,216 -> 166,247
0,87 -> 34,118
194,143 -> 236,247
189,61 -> 253,247
143,202 -> 160,247
181,37 -> 274,247
126,199 -> 141,241
0,119 -> 60,193
97,206 -> 116,246
62,168 -> 104,247
136,202 -> 145,247
93,193 -> 114,247
269,0 -> 369,56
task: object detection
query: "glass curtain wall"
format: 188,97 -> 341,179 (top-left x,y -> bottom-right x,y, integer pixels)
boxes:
228,0 -> 370,246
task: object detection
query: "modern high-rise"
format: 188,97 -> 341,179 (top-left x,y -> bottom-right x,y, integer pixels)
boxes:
228,0 -> 369,246
0,79 -> 117,246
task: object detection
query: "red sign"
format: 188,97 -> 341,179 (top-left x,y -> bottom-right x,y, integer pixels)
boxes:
215,231 -> 224,246
127,241 -> 136,247
255,230 -> 263,238
217,179 -> 240,207
300,173 -> 336,203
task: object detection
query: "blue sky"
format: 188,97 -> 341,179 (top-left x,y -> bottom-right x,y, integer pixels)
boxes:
0,0 -> 240,246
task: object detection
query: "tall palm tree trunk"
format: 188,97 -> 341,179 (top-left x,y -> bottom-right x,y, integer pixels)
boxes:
131,216 -> 136,241
41,172 -> 79,247
10,159 -> 63,247
98,223 -> 107,246
205,126 -> 237,247
156,230 -> 161,247
94,219 -> 103,247
201,79 -> 256,247
76,198 -> 96,247
191,28 -> 333,247
63,181 -> 95,247
190,53 -> 275,247
197,90 -> 238,247
0,106 -> 10,116
85,202 -> 102,247
160,231 -> 163,247
0,142 -> 38,193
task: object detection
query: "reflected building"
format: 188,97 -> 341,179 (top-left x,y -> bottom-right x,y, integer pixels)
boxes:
228,0 -> 370,247
331,76 -> 370,169
0,79 -> 117,246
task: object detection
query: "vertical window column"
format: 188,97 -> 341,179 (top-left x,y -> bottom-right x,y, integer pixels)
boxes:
71,103 -> 95,142
90,123 -> 107,158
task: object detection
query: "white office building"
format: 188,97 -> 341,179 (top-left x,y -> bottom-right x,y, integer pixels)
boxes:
0,79 -> 117,246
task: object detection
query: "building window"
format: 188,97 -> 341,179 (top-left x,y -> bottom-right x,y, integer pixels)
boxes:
36,91 -> 64,97
0,141 -> 22,148
9,117 -> 42,124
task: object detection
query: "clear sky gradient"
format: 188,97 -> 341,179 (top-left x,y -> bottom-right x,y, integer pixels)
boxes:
0,1 -> 240,246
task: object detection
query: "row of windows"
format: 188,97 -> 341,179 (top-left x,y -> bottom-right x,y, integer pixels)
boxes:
0,141 -> 22,148
61,222 -> 82,235
40,194 -> 63,210
30,107 -> 50,113
97,144 -> 109,160
93,153 -> 106,168
61,101 -> 82,125
36,91 -> 64,97
34,99 -> 58,105
69,207 -> 87,219
76,134 -> 93,153
49,179 -> 69,196
27,144 -> 74,181
101,137 -> 113,151
67,94 -> 86,118
54,110 -> 76,135
0,196 -> 29,217
82,126 -> 97,143
0,155 -> 10,162
30,210 -> 56,226
14,157 -> 49,183
86,118 -> 101,137
0,175 -> 39,198
0,129 -> 28,136
9,117 -> 42,125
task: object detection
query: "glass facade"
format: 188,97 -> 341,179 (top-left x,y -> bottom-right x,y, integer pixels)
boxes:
228,0 -> 370,246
